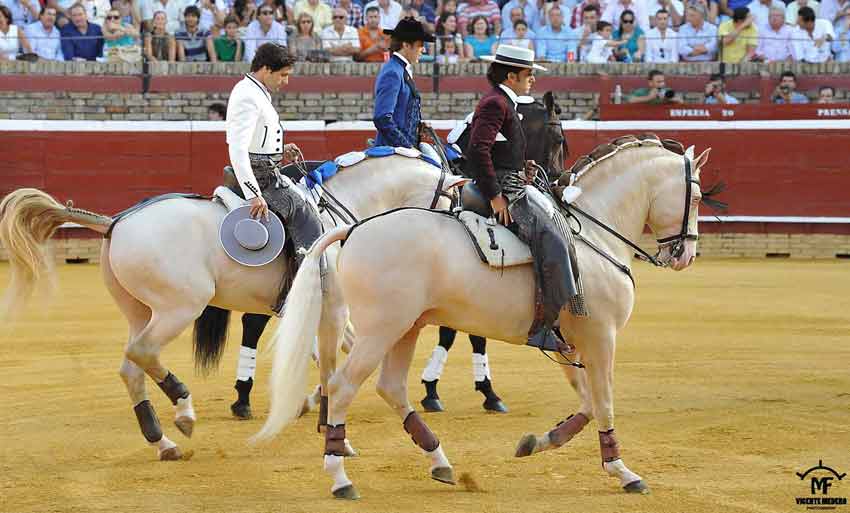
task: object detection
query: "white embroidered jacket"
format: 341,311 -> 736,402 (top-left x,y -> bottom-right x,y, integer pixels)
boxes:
226,74 -> 285,200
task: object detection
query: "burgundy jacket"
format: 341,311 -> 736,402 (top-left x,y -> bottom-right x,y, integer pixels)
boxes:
466,86 -> 527,200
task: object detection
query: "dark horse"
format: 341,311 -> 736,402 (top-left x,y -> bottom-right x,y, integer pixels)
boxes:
193,92 -> 568,419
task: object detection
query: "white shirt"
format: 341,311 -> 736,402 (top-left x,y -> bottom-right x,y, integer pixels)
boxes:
0,24 -> 19,60
793,18 -> 835,62
746,0 -> 784,28
320,24 -> 360,61
602,0 -> 650,31
585,33 -> 613,61
393,50 -> 413,77
785,0 -> 819,25
363,0 -> 402,29
644,26 -> 678,61
498,83 -> 519,108
25,21 -> 63,60
226,74 -> 285,200
82,0 -> 112,26
645,0 -> 684,24
243,19 -> 288,62
141,0 -> 191,33
193,0 -> 227,32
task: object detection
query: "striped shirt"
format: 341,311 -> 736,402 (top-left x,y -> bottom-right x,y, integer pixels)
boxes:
175,27 -> 210,61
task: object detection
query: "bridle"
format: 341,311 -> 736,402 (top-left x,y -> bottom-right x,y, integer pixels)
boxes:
566,154 -> 700,271
424,125 -> 460,210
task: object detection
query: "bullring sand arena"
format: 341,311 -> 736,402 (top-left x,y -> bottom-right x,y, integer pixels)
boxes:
2,258 -> 848,513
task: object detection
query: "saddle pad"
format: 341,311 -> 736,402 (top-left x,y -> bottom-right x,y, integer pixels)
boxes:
458,211 -> 533,268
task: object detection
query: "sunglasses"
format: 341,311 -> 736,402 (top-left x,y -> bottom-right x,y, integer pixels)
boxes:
621,18 -> 634,23
259,10 -> 274,14
299,19 -> 312,23
333,14 -> 346,18
106,15 -> 121,19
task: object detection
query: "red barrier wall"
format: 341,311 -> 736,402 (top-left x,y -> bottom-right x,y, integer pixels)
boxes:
3,122 -> 849,234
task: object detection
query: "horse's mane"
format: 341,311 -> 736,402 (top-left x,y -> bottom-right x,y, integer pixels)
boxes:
559,133 -> 685,186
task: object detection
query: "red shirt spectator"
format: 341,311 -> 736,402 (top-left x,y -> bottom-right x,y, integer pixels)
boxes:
457,0 -> 499,35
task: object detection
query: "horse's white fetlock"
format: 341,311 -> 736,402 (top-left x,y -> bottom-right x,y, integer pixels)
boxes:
603,458 -> 642,488
175,395 -> 196,421
324,454 -> 353,491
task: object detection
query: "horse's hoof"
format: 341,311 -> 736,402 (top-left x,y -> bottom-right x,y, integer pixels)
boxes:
332,484 -> 360,500
483,397 -> 508,413
431,466 -> 456,485
174,416 -> 195,438
514,434 -> 537,458
421,397 -> 444,413
298,400 -> 310,418
624,480 -> 650,494
159,447 -> 182,461
231,401 -> 252,420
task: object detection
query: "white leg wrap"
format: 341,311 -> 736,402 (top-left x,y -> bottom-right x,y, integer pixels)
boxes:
343,438 -> 357,457
175,394 -> 196,420
236,346 -> 257,381
155,435 -> 177,453
603,458 -> 643,488
471,353 -> 491,382
421,346 -> 448,382
324,454 -> 353,492
425,444 -> 451,471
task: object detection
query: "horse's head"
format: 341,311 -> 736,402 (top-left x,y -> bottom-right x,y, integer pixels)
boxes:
519,91 -> 567,181
646,146 -> 711,271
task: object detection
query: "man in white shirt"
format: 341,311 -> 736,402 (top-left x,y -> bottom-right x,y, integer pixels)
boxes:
25,6 -> 64,60
644,8 -> 678,61
602,0 -> 649,31
645,0 -> 683,26
746,0 -> 782,28
785,0 -> 818,26
193,0 -> 225,32
363,0 -> 401,30
243,6 -> 288,61
500,0 -> 538,30
754,5 -> 793,61
793,5 -> 834,62
321,7 -> 360,61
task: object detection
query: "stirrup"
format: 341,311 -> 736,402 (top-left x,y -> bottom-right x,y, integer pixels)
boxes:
526,326 -> 572,353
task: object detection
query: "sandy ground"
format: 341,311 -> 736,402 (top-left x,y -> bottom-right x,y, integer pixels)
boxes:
1,259 -> 849,513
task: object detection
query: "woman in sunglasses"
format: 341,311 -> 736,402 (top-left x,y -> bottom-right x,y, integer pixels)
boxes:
103,7 -> 141,62
613,9 -> 645,61
291,11 -> 321,60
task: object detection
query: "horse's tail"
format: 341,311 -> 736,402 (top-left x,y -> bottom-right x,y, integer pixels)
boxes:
0,188 -> 112,318
192,306 -> 231,376
252,224 -> 352,443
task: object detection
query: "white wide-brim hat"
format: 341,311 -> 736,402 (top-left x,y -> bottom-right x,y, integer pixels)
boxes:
481,44 -> 547,71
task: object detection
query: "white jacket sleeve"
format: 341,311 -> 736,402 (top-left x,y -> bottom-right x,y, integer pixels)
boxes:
226,92 -> 263,200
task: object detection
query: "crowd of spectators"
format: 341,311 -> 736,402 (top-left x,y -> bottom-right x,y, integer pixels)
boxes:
2,0 -> 850,63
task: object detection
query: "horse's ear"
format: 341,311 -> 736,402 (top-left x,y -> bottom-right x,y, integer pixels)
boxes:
544,91 -> 555,113
694,148 -> 711,172
443,176 -> 471,192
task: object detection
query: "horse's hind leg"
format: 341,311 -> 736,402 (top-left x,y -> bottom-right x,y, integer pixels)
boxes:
515,353 -> 594,458
377,326 -> 454,485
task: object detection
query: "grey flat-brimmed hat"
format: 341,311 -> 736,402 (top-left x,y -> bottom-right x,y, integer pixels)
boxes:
219,205 -> 285,267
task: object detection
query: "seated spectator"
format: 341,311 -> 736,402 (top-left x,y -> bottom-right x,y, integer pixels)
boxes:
103,6 -> 140,61
214,14 -> 243,60
463,14 -> 495,58
456,0 -> 499,35
208,102 -> 226,119
602,0 -> 648,31
294,0 -> 332,32
679,3 -> 717,61
25,6 -> 63,60
819,0 -> 849,24
785,0 -> 819,25
628,69 -> 683,103
175,5 -> 213,61
772,70 -> 809,103
612,8 -> 644,61
645,0 -> 685,27
645,8 -> 678,62
718,0 -> 750,21
501,0 -> 538,33
321,7 -> 359,60
754,6 -> 792,61
232,0 -> 256,37
193,0 -> 227,33
0,4 -> 31,59
746,0 -> 782,28
576,4 -> 599,60
833,15 -> 850,61
111,0 -> 140,29
330,0 -> 362,29
818,85 -> 836,102
82,0 -> 111,26
140,0 -> 186,35
505,19 -> 534,50
537,5 -> 575,62
1,0 -> 38,26
363,0 -> 401,30
585,20 -> 619,61
256,0 -> 288,27
569,0 -> 599,29
434,12 -> 466,59
793,5 -> 834,62
438,0 -> 458,17
718,7 -> 757,62
243,4 -> 287,61
144,9 -> 175,61
500,6 -> 534,40
292,11 -> 321,59
704,72 -> 739,104
60,3 -> 104,60
410,0 -> 435,31
436,32 -> 462,61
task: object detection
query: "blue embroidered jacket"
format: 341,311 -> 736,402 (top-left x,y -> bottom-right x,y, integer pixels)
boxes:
372,54 -> 421,148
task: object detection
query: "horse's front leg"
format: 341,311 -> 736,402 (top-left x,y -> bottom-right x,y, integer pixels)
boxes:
515,353 -> 594,457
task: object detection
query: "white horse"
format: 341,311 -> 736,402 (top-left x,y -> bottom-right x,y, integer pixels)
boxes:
0,155 -> 466,460
253,136 -> 711,498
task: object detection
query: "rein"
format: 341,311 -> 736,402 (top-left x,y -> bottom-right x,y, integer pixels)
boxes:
422,125 -> 458,210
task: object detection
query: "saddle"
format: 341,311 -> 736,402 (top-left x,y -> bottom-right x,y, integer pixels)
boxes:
222,161 -> 326,199
456,182 -> 533,268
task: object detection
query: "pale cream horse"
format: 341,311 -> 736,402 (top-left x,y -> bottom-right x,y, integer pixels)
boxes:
254,137 -> 711,499
0,156 -> 465,460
